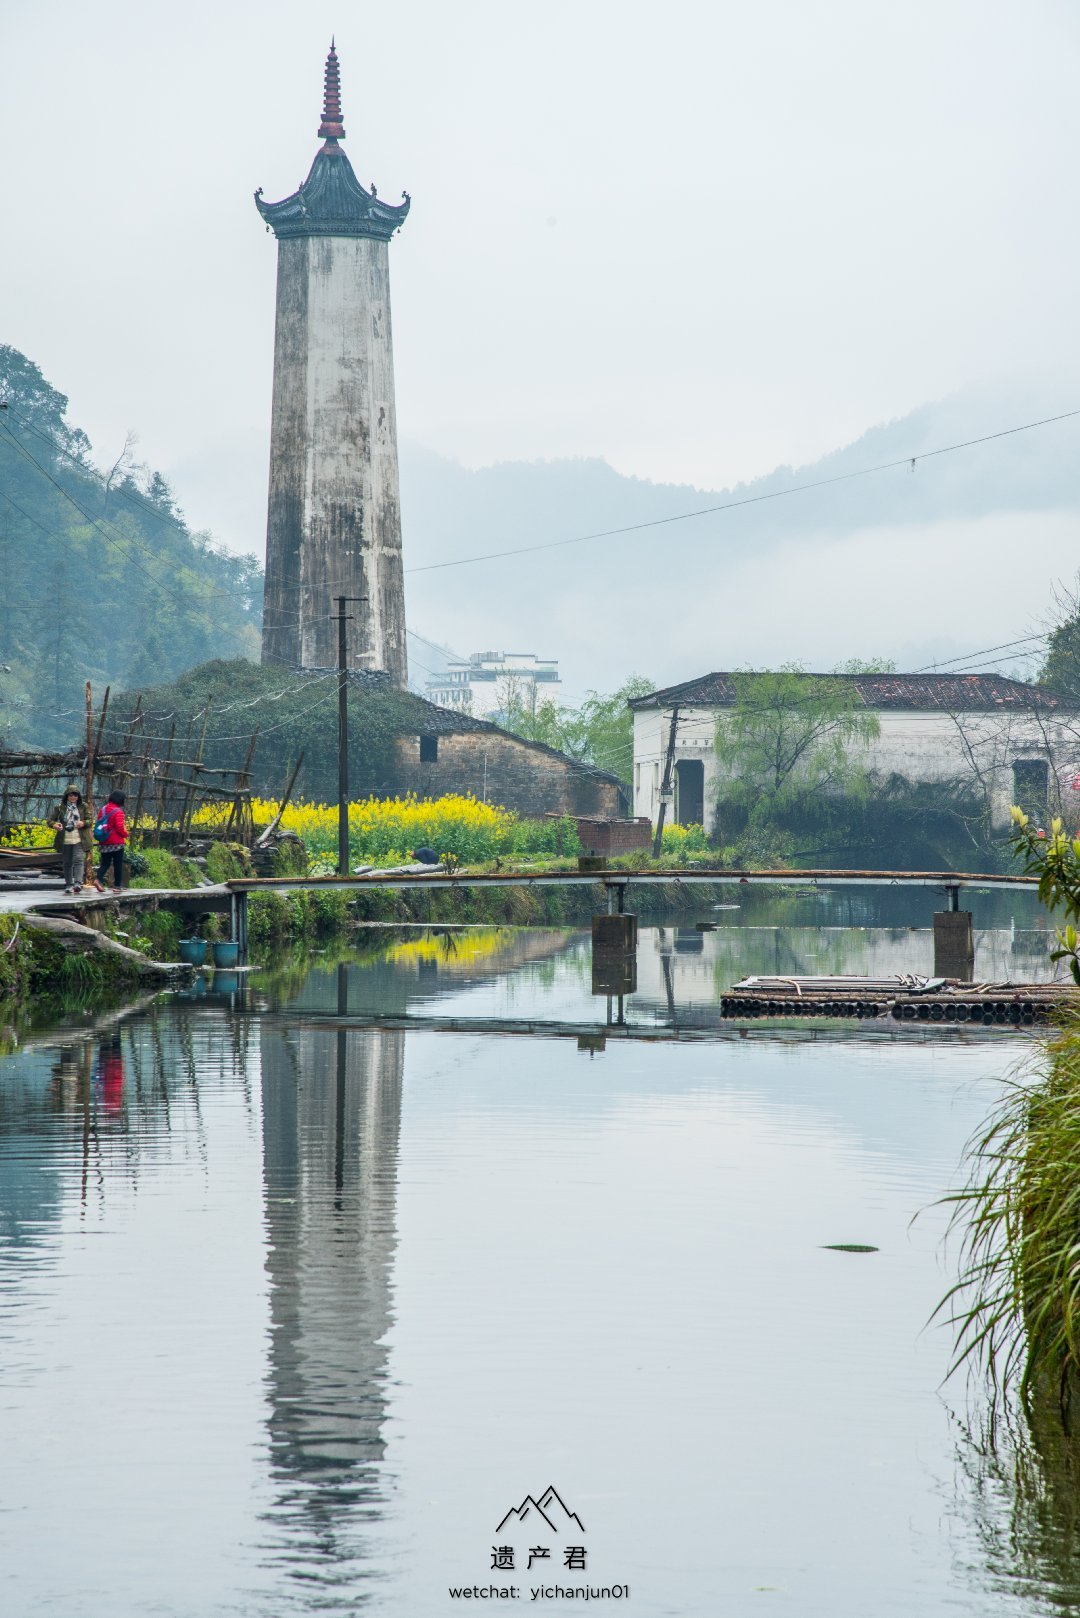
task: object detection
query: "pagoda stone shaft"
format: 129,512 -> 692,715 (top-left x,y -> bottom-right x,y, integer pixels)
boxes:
257,45 -> 410,683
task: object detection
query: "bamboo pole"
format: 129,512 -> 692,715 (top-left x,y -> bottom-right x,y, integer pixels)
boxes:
154,722 -> 177,848
224,727 -> 259,843
129,714 -> 149,839
116,697 -> 142,792
254,751 -> 305,848
88,685 -> 110,808
84,682 -> 93,804
177,699 -> 212,844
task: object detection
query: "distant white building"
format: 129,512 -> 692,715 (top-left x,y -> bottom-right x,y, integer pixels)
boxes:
630,671 -> 1080,833
426,651 -> 562,720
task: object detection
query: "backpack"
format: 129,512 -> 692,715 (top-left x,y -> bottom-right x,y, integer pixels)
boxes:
93,806 -> 112,844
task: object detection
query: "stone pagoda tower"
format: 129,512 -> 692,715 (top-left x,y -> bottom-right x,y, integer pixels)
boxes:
256,43 -> 410,685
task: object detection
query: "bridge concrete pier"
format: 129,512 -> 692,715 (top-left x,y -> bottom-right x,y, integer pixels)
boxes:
934,910 -> 975,981
230,889 -> 250,963
933,882 -> 975,980
591,910 -> 638,1014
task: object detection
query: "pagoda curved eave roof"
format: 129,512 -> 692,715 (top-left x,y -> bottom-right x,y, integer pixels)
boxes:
255,147 -> 410,243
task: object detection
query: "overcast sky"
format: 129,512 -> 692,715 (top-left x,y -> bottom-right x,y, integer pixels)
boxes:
3,1 -> 1080,688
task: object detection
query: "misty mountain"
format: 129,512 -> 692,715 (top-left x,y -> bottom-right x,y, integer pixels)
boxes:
397,379 -> 1080,694
401,379 -> 1080,575
166,376 -> 1080,696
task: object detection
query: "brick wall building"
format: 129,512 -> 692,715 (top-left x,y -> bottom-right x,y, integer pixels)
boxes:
393,710 -> 626,819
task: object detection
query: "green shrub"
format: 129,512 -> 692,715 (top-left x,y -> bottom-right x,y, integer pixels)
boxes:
206,841 -> 252,882
130,910 -> 184,960
308,890 -> 351,932
248,892 -> 295,948
270,837 -> 308,877
129,846 -> 201,890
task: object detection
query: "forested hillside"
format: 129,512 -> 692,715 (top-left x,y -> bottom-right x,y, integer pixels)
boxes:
0,347 -> 261,747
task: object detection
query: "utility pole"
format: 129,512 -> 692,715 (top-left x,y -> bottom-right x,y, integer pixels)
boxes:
652,705 -> 680,858
334,593 -> 366,877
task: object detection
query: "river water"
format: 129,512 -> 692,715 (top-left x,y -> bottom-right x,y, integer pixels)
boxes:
0,891 -> 1074,1616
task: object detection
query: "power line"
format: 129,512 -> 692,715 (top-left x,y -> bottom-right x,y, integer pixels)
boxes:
914,632 -> 1048,672
409,627 -> 470,665
404,407 -> 1080,576
101,670 -> 344,747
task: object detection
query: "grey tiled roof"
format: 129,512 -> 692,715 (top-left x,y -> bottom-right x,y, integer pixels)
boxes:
629,671 -> 1075,713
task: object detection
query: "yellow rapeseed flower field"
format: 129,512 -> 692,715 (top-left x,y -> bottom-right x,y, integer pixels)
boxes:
383,929 -> 514,969
193,793 -> 580,867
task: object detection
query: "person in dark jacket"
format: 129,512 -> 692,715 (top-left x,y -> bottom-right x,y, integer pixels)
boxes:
93,791 -> 128,893
48,785 -> 92,894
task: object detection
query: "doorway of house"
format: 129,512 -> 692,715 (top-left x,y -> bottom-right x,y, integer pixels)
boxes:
675,758 -> 705,827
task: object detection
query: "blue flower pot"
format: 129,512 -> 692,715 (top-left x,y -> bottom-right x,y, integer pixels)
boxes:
212,940 -> 240,969
179,937 -> 207,967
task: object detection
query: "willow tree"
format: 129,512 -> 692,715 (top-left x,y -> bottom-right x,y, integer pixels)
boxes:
714,667 -> 879,832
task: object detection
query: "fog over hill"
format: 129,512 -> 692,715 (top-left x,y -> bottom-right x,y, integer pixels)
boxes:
170,379 -> 1080,700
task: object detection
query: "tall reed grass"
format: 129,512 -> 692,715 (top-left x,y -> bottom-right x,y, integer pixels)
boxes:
939,1004 -> 1080,1415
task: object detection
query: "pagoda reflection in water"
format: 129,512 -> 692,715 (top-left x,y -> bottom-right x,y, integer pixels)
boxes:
259,1002 -> 403,1583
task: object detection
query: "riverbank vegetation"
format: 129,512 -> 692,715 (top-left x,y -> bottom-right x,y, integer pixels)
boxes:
941,814 -> 1080,1417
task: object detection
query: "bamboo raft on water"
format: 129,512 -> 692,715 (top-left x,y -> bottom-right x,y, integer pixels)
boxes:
720,974 -> 1075,1025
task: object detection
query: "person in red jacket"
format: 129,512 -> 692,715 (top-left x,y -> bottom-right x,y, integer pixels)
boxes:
93,791 -> 128,893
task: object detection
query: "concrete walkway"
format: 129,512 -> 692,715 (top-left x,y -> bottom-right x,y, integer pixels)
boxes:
0,881 -> 232,917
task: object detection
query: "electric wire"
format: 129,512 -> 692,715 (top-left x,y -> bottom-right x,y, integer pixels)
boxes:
404,407 -> 1080,575
2,392 -> 1073,774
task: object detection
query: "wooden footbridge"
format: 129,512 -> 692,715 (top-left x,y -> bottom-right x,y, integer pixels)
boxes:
226,865 -> 1041,895
0,861 -> 1059,1035
222,864 -> 1042,950
0,864 -> 1043,934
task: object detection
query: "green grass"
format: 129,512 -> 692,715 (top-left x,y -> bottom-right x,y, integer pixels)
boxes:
128,846 -> 203,890
205,841 -> 252,882
937,1003 -> 1080,1416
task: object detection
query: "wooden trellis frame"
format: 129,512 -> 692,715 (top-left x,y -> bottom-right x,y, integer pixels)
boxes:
0,689 -> 260,849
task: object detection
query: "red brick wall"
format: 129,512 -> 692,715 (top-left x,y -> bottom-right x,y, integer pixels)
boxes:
575,817 -> 651,855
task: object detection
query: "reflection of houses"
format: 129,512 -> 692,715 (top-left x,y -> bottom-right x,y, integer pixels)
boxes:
630,672 -> 1080,833
260,1021 -> 403,1532
634,914 -> 1059,1030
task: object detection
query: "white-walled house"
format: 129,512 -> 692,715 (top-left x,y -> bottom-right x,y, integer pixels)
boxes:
425,651 -> 561,719
630,672 -> 1080,833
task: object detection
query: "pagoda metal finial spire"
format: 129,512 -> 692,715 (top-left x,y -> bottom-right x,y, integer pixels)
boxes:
317,39 -> 345,145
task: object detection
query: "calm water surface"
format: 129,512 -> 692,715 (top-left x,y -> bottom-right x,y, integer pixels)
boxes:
0,893 -> 1071,1615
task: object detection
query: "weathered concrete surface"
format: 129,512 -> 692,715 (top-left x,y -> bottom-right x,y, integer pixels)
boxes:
0,883 -> 231,914
933,909 -> 976,980
262,234 -> 407,685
